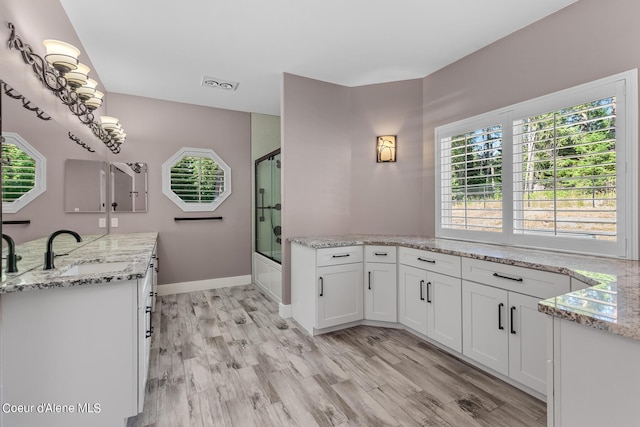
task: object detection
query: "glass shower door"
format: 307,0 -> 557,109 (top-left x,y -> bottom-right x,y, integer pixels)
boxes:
255,149 -> 281,263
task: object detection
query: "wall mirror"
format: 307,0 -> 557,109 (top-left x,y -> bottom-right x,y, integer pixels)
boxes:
64,159 -> 108,213
162,147 -> 231,212
2,131 -> 47,213
110,162 -> 148,212
1,77 -> 107,251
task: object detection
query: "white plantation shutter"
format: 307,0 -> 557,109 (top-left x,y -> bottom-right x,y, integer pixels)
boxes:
513,97 -> 617,241
436,70 -> 637,259
440,125 -> 503,233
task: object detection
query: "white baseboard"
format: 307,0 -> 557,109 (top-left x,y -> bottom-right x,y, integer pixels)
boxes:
157,275 -> 252,296
279,303 -> 292,318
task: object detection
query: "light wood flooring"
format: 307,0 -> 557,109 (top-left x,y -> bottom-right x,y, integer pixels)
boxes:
127,284 -> 546,427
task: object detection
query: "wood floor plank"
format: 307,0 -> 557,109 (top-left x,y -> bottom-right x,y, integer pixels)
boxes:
368,385 -> 430,427
331,379 -> 400,426
299,375 -> 349,426
300,350 -> 351,385
237,365 -> 272,410
129,287 -> 545,427
184,356 -> 213,395
225,396 -> 259,427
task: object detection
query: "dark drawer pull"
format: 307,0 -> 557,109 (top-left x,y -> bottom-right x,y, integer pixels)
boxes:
319,277 -> 324,296
510,306 -> 517,334
368,271 -> 372,290
498,303 -> 504,330
420,280 -> 425,301
374,252 -> 388,256
493,272 -> 523,282
417,257 -> 436,264
332,254 -> 350,258
426,282 -> 432,303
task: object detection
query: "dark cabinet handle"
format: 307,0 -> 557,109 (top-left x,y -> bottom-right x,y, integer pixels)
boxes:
493,272 -> 523,282
420,280 -> 425,301
155,256 -> 159,273
426,281 -> 432,303
510,306 -> 516,334
374,252 -> 388,256
145,305 -> 153,338
498,303 -> 505,330
368,271 -> 372,290
332,254 -> 350,258
319,277 -> 324,296
418,257 -> 436,264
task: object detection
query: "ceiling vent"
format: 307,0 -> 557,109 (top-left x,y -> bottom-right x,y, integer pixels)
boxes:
202,76 -> 239,91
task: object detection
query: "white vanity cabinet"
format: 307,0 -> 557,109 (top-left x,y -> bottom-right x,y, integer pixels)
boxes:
137,260 -> 154,412
0,257 -> 156,427
364,246 -> 397,322
291,243 -> 363,335
398,248 -> 462,352
461,258 -> 570,395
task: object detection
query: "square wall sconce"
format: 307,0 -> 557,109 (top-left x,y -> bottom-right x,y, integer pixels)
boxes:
376,135 -> 397,163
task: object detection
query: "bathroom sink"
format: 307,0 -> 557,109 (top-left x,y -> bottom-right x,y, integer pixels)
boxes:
61,261 -> 132,277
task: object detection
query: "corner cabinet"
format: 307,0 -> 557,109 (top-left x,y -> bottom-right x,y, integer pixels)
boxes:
461,258 -> 569,395
0,256 -> 156,427
364,246 -> 397,322
291,243 -> 363,335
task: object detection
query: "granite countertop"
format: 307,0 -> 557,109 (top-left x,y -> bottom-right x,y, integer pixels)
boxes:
2,234 -> 105,281
291,234 -> 640,341
0,232 -> 158,294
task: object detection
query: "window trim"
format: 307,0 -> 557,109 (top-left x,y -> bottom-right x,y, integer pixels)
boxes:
161,147 -> 232,212
435,70 -> 638,259
2,132 -> 47,213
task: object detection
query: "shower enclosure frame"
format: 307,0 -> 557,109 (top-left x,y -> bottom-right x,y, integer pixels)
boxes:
253,148 -> 283,304
254,148 -> 281,264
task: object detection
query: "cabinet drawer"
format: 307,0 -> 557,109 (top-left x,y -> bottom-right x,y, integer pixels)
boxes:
398,247 -> 461,277
364,245 -> 397,264
461,258 -> 570,299
316,246 -> 363,267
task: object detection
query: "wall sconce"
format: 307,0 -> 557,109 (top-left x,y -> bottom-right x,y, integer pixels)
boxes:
377,135 -> 397,163
6,23 -> 125,154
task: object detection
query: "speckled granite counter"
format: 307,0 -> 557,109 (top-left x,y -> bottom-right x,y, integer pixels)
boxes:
290,235 -> 640,341
1,232 -> 158,294
2,234 -> 105,282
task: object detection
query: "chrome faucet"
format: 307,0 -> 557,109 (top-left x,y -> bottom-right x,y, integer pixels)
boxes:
2,234 -> 18,273
44,230 -> 82,270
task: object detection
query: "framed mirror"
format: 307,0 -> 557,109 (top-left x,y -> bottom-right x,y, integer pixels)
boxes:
64,159 -> 108,213
1,78 -> 107,247
110,162 -> 148,212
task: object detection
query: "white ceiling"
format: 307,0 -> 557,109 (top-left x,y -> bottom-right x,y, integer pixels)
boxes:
59,0 -> 577,116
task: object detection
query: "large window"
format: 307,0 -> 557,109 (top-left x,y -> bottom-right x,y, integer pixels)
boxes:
436,70 -> 638,259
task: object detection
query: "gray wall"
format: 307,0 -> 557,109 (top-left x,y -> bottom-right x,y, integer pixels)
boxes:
281,74 -> 424,304
105,93 -> 252,285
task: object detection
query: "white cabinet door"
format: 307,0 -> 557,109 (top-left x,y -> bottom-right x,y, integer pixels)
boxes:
316,263 -> 364,329
462,280 -> 508,375
398,265 -> 428,335
364,262 -> 397,322
426,271 -> 462,353
508,292 -> 547,395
